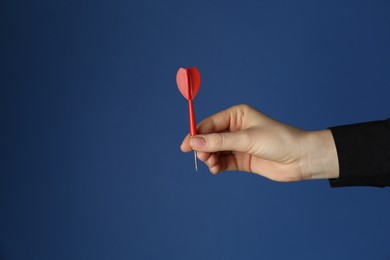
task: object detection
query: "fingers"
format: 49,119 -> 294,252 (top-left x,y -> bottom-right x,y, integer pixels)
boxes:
202,153 -> 245,174
193,150 -> 243,174
190,131 -> 253,154
181,128 -> 254,155
180,134 -> 192,152
179,109 -> 232,152
180,105 -> 256,153
196,104 -> 257,133
196,151 -> 211,162
196,106 -> 234,134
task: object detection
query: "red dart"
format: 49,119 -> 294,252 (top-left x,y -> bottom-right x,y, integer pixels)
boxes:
176,66 -> 201,172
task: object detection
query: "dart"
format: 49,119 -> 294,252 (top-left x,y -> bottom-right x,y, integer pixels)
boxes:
176,66 -> 201,172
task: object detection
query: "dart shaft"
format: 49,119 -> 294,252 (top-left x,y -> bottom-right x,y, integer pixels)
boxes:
188,99 -> 197,136
189,100 -> 198,172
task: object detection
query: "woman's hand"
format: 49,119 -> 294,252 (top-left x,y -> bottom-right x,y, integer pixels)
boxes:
180,104 -> 339,182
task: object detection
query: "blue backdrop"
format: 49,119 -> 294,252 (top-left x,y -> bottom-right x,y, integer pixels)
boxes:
1,0 -> 390,259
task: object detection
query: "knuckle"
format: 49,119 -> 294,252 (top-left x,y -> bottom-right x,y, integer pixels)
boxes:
236,104 -> 252,112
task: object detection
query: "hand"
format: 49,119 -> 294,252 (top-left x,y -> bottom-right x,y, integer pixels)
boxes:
180,104 -> 339,182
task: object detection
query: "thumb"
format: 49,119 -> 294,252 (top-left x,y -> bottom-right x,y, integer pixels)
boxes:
190,132 -> 251,153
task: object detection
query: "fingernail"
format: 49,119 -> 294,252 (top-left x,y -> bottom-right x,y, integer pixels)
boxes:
190,136 -> 206,149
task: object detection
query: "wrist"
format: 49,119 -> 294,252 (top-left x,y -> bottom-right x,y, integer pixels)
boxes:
300,130 -> 339,180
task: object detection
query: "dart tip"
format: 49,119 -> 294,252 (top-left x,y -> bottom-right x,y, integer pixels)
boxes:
194,150 -> 198,173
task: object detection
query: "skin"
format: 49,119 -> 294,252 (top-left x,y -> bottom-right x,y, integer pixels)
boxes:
180,104 -> 339,182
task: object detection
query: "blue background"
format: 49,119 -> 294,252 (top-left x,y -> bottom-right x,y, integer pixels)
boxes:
1,0 -> 390,259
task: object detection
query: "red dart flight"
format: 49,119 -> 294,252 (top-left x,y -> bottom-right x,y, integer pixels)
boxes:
176,67 -> 201,172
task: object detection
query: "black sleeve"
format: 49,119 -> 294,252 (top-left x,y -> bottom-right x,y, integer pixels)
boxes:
329,119 -> 390,187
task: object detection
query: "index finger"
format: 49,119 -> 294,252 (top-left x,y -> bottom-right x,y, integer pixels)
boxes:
197,105 -> 239,134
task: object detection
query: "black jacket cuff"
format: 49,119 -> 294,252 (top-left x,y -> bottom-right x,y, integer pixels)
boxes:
329,119 -> 390,187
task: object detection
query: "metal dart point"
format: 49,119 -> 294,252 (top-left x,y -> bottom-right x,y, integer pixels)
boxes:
194,150 -> 198,172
